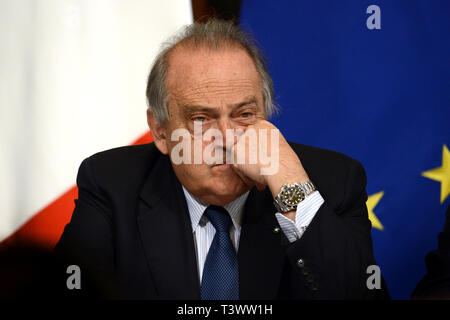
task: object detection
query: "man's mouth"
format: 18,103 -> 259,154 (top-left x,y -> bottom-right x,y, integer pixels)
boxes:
212,163 -> 232,169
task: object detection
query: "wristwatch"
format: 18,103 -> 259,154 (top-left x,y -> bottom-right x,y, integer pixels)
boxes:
273,180 -> 316,213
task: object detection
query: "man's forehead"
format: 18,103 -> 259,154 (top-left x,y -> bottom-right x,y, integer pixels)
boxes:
166,45 -> 260,87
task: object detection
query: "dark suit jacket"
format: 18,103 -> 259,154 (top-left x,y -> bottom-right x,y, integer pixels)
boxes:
412,205 -> 450,299
54,142 -> 389,299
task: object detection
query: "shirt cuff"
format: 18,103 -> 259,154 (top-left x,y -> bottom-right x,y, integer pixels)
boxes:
275,191 -> 324,242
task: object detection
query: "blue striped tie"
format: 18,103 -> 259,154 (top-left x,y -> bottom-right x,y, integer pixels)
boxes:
200,205 -> 239,300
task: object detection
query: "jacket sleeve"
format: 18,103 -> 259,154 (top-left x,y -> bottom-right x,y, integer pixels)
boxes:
53,157 -> 118,298
283,158 -> 390,299
412,205 -> 450,299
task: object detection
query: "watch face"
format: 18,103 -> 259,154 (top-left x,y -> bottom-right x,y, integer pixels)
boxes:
280,184 -> 305,206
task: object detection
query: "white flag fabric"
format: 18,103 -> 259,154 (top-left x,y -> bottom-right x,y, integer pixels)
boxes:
0,0 -> 192,245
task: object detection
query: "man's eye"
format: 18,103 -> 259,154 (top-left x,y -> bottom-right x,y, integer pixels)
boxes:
240,112 -> 253,118
193,117 -> 207,122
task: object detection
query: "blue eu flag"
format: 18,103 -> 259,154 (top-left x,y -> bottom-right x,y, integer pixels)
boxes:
241,0 -> 450,298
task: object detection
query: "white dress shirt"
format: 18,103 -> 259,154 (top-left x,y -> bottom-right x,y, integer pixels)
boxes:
182,186 -> 325,282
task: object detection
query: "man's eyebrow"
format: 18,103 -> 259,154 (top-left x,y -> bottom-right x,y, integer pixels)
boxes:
182,97 -> 258,115
229,97 -> 258,109
182,105 -> 219,115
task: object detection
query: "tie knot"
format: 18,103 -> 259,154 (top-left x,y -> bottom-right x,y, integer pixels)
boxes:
204,205 -> 233,233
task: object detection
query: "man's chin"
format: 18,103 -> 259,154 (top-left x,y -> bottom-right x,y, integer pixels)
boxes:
203,177 -> 250,205
205,191 -> 248,206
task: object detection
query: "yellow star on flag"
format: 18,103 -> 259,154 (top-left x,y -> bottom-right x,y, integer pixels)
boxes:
366,191 -> 384,230
422,144 -> 450,204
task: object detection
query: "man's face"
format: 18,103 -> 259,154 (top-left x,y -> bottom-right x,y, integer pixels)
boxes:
150,45 -> 265,205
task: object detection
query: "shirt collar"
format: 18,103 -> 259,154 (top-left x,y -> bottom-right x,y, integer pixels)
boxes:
182,186 -> 249,233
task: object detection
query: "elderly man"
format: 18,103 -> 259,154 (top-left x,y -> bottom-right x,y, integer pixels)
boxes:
55,19 -> 388,299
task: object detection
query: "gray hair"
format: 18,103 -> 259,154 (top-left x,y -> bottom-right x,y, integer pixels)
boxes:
146,19 -> 277,124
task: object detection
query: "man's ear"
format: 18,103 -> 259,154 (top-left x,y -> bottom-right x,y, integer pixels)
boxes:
147,108 -> 169,155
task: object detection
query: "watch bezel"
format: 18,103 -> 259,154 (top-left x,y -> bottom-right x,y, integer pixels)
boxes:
273,181 -> 316,213
279,183 -> 305,206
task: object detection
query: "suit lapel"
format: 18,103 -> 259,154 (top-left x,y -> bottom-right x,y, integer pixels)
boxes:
137,154 -> 200,299
238,188 -> 287,299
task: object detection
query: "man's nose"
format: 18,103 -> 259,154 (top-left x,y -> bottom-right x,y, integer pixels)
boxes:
214,118 -> 237,150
